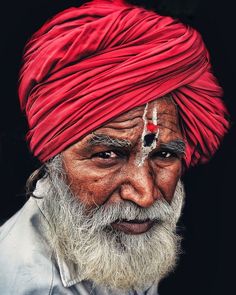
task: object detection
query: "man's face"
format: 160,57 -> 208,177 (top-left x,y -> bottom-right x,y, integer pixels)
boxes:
62,97 -> 185,234
43,96 -> 186,291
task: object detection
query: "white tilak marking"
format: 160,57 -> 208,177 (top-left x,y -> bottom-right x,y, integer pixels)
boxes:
152,101 -> 159,142
152,106 -> 158,125
136,104 -> 159,167
141,103 -> 149,142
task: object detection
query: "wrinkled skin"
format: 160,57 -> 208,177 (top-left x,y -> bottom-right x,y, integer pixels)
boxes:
62,97 -> 184,215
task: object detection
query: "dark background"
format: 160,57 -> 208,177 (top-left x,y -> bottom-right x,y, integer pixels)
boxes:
0,1 -> 235,294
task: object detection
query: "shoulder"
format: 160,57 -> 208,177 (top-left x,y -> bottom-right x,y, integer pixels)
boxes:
0,198 -> 61,294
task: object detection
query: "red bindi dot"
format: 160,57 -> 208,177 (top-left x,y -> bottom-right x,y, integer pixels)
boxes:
147,123 -> 158,133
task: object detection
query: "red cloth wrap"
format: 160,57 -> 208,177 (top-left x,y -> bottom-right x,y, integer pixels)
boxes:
18,0 -> 229,166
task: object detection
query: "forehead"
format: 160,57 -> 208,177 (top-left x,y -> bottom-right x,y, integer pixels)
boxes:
99,96 -> 181,134
78,96 -> 183,148
66,97 -> 183,152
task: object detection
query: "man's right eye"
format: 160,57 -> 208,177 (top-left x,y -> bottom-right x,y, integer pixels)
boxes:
93,151 -> 118,159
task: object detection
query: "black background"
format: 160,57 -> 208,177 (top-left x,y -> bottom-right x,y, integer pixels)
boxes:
0,1 -> 235,295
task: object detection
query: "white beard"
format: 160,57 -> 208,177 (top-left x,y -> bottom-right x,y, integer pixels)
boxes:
41,156 -> 185,293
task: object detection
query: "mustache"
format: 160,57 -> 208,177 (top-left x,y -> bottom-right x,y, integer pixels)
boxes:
80,198 -> 176,229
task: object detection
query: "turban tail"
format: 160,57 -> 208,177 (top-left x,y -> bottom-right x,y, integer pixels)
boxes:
18,0 -> 229,167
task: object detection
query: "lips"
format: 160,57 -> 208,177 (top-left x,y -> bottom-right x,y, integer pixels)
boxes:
111,219 -> 155,235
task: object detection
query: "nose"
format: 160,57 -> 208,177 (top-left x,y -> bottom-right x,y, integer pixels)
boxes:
120,162 -> 159,208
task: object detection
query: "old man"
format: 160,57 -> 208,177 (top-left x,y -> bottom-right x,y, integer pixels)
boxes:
0,0 -> 229,294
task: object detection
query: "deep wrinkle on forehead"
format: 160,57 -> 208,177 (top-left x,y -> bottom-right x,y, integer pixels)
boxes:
105,99 -> 179,129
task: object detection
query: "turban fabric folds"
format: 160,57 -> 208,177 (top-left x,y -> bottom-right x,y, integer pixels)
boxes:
18,0 -> 229,167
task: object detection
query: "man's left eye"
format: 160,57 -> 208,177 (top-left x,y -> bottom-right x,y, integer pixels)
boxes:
153,151 -> 176,159
159,151 -> 172,158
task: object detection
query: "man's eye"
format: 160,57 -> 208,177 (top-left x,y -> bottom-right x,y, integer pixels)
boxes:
153,151 -> 176,159
93,151 -> 118,159
160,151 -> 172,158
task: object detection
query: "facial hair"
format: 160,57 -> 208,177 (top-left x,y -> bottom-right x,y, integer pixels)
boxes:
40,155 -> 185,293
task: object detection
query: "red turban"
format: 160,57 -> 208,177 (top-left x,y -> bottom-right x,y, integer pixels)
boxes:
18,0 -> 229,167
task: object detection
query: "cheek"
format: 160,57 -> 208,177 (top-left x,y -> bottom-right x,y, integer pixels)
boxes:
65,164 -> 120,208
155,162 -> 182,203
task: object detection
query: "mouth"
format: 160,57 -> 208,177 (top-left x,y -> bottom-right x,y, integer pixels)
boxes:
111,219 -> 157,235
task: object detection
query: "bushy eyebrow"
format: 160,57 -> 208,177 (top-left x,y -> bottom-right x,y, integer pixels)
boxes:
160,139 -> 186,155
88,133 -> 132,148
88,134 -> 185,154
